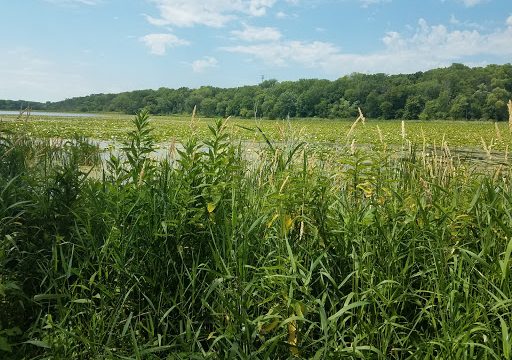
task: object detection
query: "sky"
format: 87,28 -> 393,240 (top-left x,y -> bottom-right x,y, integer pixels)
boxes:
1,0 -> 511,102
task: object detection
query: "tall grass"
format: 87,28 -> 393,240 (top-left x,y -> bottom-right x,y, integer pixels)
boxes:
1,111 -> 512,359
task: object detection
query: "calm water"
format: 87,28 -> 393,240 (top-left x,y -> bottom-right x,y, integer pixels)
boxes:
0,110 -> 97,117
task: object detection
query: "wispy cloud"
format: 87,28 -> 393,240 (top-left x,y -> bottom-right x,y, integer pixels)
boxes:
223,40 -> 340,67
146,0 -> 277,28
359,0 -> 391,7
140,33 -> 190,55
458,0 -> 488,7
44,0 -> 101,5
449,14 -> 460,25
231,24 -> 282,42
224,17 -> 512,74
449,14 -> 485,30
191,56 -> 218,72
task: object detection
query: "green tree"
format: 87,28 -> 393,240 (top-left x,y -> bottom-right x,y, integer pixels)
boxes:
450,95 -> 470,120
403,95 -> 424,119
273,91 -> 297,118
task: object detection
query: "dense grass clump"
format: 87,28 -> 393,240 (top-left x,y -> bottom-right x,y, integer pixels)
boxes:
1,111 -> 512,359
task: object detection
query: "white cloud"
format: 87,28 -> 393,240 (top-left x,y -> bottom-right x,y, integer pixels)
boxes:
224,17 -> 512,75
231,24 -> 282,42
248,0 -> 276,16
140,33 -> 189,55
146,0 -> 276,28
459,0 -> 487,7
191,56 -> 218,72
391,18 -> 512,58
449,14 -> 460,25
44,0 -> 100,5
224,41 -> 341,67
448,14 -> 485,30
359,0 -> 391,7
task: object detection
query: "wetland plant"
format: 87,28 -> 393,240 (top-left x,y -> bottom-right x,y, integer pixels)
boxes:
0,111 -> 511,359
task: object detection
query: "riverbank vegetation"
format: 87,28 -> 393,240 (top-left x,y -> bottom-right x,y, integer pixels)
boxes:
1,63 -> 511,121
1,111 -> 512,359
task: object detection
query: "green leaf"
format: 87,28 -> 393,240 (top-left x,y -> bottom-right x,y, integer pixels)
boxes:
328,301 -> 369,323
500,237 -> 512,284
33,294 -> 68,301
122,312 -> 133,337
500,316 -> 511,360
0,336 -> 12,352
24,340 -> 51,349
72,298 -> 93,304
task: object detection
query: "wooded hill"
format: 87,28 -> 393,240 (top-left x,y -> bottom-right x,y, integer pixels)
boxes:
2,63 -> 511,120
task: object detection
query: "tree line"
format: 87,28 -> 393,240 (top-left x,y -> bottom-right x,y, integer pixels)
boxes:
1,63 -> 511,121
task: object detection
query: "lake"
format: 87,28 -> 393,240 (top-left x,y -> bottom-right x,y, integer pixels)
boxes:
0,110 -> 97,117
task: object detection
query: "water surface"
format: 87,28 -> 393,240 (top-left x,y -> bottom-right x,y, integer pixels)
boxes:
0,110 -> 97,117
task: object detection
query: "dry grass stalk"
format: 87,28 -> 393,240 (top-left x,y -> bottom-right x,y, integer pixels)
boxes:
346,120 -> 358,139
346,108 -> 366,139
190,105 -> 198,133
480,137 -> 492,160
493,165 -> 503,183
376,125 -> 384,144
138,160 -> 146,187
495,122 -> 502,142
443,139 -> 451,159
421,127 -> 427,163
17,106 -> 31,121
279,175 -> 290,194
350,138 -> 356,154
222,116 -> 231,133
358,107 -> 366,124
168,137 -> 177,160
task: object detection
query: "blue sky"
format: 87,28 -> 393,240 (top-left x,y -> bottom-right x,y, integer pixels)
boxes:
1,0 -> 511,101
